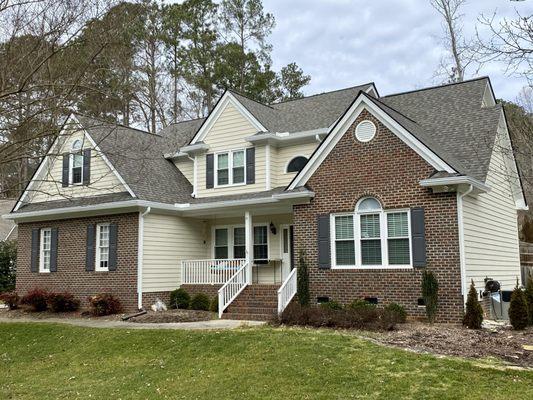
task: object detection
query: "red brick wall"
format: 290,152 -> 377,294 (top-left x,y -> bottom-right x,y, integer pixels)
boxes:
16,213 -> 139,311
294,109 -> 464,322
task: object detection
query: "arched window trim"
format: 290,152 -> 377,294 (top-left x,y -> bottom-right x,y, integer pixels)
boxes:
285,155 -> 308,173
71,139 -> 83,152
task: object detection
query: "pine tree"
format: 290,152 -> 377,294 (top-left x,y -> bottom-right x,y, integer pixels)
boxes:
421,270 -> 439,323
297,250 -> 310,306
463,279 -> 483,329
509,279 -> 529,330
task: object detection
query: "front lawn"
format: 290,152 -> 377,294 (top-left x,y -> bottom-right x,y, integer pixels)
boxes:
0,323 -> 532,399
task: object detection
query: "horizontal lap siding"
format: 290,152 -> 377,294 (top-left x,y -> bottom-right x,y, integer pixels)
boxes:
463,138 -> 521,290
175,158 -> 194,185
142,214 -> 207,292
273,142 -> 319,187
31,130 -> 125,203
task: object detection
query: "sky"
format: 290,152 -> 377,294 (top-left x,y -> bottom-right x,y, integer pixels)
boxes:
263,0 -> 532,101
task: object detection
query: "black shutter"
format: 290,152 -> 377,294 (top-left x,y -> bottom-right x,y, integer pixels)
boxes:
86,224 -> 95,271
62,154 -> 70,187
246,147 -> 255,184
50,228 -> 58,272
82,148 -> 91,186
206,153 -> 214,189
411,207 -> 427,268
31,228 -> 40,272
317,215 -> 331,269
108,223 -> 118,271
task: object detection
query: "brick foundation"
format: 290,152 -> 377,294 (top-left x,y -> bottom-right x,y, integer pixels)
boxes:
16,213 -> 139,311
294,109 -> 464,323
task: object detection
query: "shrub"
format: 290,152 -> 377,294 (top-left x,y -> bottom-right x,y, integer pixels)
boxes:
169,288 -> 190,309
463,280 -> 483,329
210,296 -> 219,313
525,277 -> 533,325
320,300 -> 343,310
509,281 -> 529,330
348,299 -> 376,311
297,250 -> 310,306
21,288 -> 48,311
47,292 -> 80,312
88,293 -> 122,316
0,291 -> 19,309
0,240 -> 16,293
421,270 -> 439,323
384,303 -> 407,324
190,293 -> 210,311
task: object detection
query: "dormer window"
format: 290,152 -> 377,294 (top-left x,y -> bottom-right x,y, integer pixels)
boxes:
70,140 -> 84,185
216,149 -> 246,186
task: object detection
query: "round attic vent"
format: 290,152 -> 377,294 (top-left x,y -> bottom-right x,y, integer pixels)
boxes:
355,120 -> 376,142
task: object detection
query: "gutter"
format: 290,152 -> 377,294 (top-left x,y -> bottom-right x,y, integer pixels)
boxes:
419,176 -> 490,193
245,128 -> 328,146
137,206 -> 151,310
457,184 -> 474,306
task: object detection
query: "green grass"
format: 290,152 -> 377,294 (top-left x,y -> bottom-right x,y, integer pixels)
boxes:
0,323 -> 532,399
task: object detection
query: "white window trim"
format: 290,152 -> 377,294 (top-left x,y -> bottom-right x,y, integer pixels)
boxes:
39,227 -> 52,273
214,149 -> 247,188
211,223 -> 269,262
95,223 -> 110,272
330,207 -> 412,270
69,152 -> 84,186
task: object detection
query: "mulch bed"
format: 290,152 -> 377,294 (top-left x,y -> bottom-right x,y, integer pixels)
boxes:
0,307 -> 123,320
364,322 -> 533,368
127,309 -> 216,323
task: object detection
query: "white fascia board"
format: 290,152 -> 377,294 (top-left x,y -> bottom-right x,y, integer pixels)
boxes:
288,94 -> 455,190
165,151 -> 192,160
189,92 -> 267,145
178,142 -> 210,155
246,128 -> 328,146
272,190 -> 315,200
419,176 -> 491,194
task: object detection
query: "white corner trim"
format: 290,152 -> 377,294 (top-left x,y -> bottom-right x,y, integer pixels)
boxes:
457,184 -> 474,306
189,92 -> 267,145
137,206 -> 151,310
288,93 -> 455,190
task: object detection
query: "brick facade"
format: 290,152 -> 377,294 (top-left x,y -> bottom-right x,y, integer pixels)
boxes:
16,213 -> 139,311
293,109 -> 464,322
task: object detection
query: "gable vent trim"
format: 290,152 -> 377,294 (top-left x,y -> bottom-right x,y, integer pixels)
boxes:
355,120 -> 376,142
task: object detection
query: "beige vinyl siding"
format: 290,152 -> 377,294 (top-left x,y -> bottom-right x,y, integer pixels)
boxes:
175,158 -> 194,185
273,142 -> 319,187
30,129 -> 125,203
142,213 -> 207,292
462,132 -> 521,291
197,102 -> 265,197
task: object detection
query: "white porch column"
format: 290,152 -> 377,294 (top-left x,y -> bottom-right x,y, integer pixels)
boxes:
245,210 -> 253,284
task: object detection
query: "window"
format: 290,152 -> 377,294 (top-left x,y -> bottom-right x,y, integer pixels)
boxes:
70,139 -> 83,185
39,228 -> 52,273
253,226 -> 268,262
216,150 -> 246,186
286,156 -> 308,173
214,228 -> 229,259
233,227 -> 245,259
331,197 -> 411,268
96,224 -> 110,271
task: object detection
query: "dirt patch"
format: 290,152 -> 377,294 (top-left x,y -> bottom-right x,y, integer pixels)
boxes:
364,322 -> 533,368
128,309 -> 216,323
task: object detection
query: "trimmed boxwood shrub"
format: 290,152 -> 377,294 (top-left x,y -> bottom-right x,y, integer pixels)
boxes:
320,300 -> 343,310
463,280 -> 483,329
190,293 -> 210,311
88,293 -> 123,316
47,292 -> 80,312
210,296 -> 218,313
509,282 -> 528,330
21,288 -> 49,311
169,288 -> 190,309
348,299 -> 376,311
384,303 -> 407,324
0,291 -> 19,310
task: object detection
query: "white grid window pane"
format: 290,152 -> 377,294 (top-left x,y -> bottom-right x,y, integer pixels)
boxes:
215,228 -> 228,259
335,216 -> 354,240
217,153 -> 228,169
42,229 -> 51,270
73,153 -> 83,168
232,151 -> 244,167
387,212 -> 408,237
98,225 -> 110,269
361,240 -> 382,265
360,214 -> 380,238
336,241 -> 355,265
388,239 -> 410,265
233,167 -> 244,183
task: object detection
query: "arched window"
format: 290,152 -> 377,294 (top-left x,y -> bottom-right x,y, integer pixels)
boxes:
286,156 -> 308,173
71,139 -> 82,151
70,139 -> 84,185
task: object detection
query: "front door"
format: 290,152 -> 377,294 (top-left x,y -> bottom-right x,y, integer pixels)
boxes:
281,225 -> 294,281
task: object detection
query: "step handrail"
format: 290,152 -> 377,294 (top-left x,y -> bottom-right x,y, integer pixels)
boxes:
277,268 -> 297,315
218,262 -> 248,318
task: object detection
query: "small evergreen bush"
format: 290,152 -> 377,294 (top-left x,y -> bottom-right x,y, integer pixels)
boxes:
509,280 -> 529,330
0,240 -> 16,293
421,270 -> 439,323
320,300 -> 343,310
348,299 -> 376,311
47,292 -> 80,312
210,296 -> 219,313
462,280 -> 483,329
21,288 -> 49,311
169,288 -> 190,309
88,293 -> 122,316
525,277 -> 533,325
384,303 -> 407,324
297,250 -> 310,306
0,291 -> 19,309
190,293 -> 210,311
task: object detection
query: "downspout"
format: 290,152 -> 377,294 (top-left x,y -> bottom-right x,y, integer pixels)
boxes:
137,206 -> 151,310
457,184 -> 473,307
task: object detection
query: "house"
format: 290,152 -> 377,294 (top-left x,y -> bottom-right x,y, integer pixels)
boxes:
3,77 -> 526,322
0,199 -> 17,242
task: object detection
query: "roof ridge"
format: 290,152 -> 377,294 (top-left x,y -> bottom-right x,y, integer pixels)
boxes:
74,112 -> 160,137
271,82 -> 375,106
383,76 -> 489,98
165,116 -> 206,126
228,89 -> 277,110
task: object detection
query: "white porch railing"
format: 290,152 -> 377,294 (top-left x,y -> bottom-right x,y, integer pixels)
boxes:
181,259 -> 245,285
277,268 -> 297,315
218,262 -> 249,318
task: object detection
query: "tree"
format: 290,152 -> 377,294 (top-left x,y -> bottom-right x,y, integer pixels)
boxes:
0,240 -> 16,293
430,0 -> 472,82
421,270 -> 439,323
296,250 -> 309,306
278,62 -> 311,101
463,279 -> 483,329
509,279 -> 528,330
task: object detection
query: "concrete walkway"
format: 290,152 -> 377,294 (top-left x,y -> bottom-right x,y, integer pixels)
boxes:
0,317 -> 266,330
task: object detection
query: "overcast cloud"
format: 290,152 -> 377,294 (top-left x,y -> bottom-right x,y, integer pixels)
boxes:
264,0 -> 532,101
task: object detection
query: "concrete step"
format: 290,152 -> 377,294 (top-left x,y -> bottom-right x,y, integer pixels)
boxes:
222,312 -> 275,321
226,306 -> 277,314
